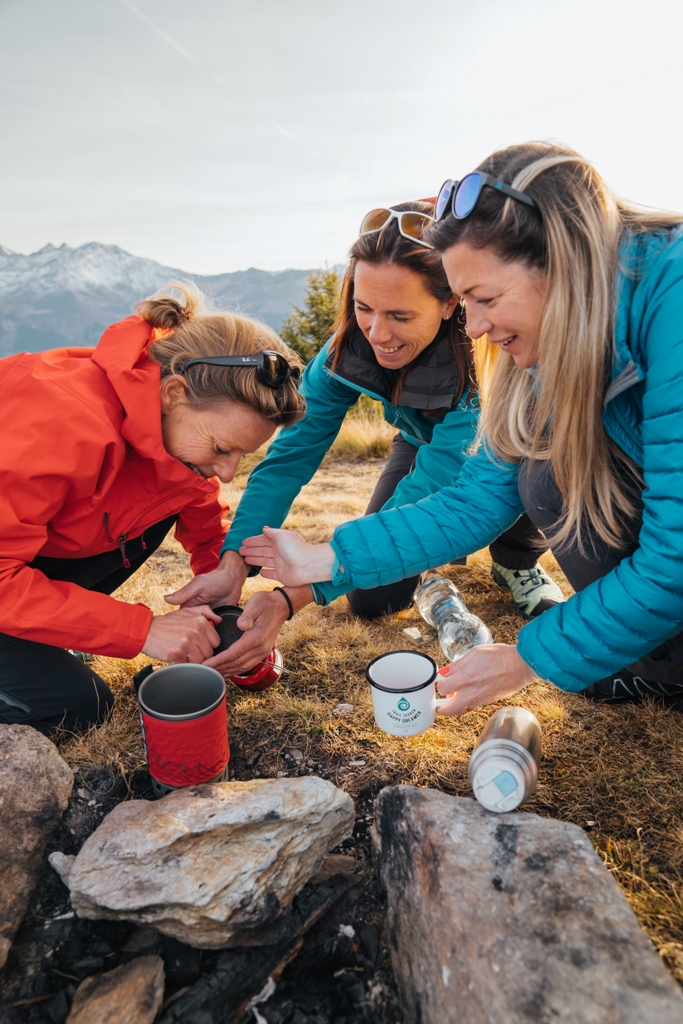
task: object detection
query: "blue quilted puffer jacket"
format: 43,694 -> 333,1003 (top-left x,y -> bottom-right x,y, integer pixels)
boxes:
329,227 -> 683,691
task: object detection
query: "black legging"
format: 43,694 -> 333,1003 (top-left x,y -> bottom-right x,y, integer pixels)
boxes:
0,515 -> 177,735
518,460 -> 683,684
347,434 -> 547,619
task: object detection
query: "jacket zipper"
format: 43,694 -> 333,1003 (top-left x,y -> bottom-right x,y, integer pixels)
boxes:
103,512 -> 113,543
118,534 -> 131,569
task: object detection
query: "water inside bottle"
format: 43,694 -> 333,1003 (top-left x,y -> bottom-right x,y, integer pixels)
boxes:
414,574 -> 493,660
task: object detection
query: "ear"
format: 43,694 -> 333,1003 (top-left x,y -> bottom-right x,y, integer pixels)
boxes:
443,293 -> 460,320
159,374 -> 188,413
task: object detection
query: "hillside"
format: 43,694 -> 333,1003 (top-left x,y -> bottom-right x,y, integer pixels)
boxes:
0,242 -> 320,355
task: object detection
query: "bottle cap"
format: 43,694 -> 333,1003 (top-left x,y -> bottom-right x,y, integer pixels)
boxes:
468,739 -> 538,813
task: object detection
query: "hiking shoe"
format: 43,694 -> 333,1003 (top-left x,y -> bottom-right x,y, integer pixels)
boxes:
491,562 -> 564,619
582,669 -> 683,710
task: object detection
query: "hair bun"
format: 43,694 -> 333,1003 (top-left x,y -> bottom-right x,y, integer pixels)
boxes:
135,282 -> 202,329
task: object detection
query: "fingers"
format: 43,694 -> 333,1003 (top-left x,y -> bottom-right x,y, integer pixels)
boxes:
197,605 -> 222,625
205,633 -> 268,675
239,542 -> 276,562
165,578 -> 201,606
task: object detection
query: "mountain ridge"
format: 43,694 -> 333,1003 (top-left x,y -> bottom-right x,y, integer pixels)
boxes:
0,241 -> 323,355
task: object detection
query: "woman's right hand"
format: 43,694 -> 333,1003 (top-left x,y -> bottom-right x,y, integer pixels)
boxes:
141,606 -> 221,663
240,527 -> 336,586
165,550 -> 250,610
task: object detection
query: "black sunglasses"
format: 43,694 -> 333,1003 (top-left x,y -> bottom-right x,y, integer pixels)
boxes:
179,351 -> 301,389
435,172 -> 536,222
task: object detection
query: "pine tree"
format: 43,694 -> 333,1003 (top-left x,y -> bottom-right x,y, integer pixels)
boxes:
280,266 -> 341,363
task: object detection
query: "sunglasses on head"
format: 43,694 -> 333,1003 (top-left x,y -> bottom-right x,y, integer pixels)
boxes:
435,172 -> 536,222
359,208 -> 435,249
179,351 -> 301,389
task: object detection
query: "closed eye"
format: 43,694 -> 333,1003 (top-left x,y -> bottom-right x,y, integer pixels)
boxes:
214,446 -> 232,456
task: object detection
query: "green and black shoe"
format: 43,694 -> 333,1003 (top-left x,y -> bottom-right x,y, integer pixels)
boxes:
491,562 -> 564,619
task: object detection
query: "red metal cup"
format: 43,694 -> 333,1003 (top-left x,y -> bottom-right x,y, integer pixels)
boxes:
136,664 -> 229,798
229,648 -> 283,692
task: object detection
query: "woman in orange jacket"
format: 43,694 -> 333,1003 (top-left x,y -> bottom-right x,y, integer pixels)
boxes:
0,284 -> 304,735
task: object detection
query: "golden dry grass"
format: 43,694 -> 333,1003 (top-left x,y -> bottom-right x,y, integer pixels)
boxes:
56,444 -> 683,983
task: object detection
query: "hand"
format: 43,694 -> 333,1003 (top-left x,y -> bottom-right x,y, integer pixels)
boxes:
165,550 -> 249,609
142,606 -> 222,664
204,585 -> 314,676
436,644 -> 537,714
240,527 -> 335,586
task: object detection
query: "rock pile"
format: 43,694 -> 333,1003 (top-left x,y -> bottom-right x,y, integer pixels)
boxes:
0,724 -> 73,968
50,776 -> 355,947
373,785 -> 683,1024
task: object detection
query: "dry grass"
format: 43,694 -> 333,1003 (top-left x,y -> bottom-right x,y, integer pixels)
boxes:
56,453 -> 683,982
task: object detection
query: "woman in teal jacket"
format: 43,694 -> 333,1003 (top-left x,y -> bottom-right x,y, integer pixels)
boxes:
241,143 -> 683,715
171,201 -> 560,672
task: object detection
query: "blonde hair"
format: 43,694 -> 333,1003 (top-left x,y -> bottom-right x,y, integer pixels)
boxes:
136,282 -> 306,428
428,142 -> 683,553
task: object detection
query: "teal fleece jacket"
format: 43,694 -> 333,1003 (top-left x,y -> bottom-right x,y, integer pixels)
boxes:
328,228 -> 683,692
221,330 -> 479,604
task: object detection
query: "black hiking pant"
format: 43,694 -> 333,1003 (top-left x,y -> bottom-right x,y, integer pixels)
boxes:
0,515 -> 177,736
347,434 -> 547,619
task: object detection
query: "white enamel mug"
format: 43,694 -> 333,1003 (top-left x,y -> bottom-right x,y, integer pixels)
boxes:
366,650 -> 449,737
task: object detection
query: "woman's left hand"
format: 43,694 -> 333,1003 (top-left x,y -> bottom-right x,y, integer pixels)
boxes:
436,644 -> 538,714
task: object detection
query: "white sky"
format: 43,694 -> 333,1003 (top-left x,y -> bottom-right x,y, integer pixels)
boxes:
1,0 -> 682,273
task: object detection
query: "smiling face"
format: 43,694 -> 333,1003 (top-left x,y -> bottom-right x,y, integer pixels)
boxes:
160,377 -> 275,482
353,261 -> 458,369
440,243 -> 546,369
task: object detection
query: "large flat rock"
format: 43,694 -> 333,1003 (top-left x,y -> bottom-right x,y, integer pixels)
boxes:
373,785 -> 683,1024
52,776 -> 354,948
0,725 -> 73,968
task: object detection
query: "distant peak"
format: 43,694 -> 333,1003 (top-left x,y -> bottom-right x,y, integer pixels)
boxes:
0,244 -> 16,256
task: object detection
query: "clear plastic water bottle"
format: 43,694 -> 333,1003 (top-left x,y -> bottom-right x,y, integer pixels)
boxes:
414,573 -> 493,661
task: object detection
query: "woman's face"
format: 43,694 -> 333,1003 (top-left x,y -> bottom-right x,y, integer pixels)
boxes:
440,243 -> 546,369
353,261 -> 458,369
160,379 -> 275,482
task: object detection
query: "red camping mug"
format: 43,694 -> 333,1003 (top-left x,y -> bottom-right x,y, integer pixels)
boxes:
134,664 -> 229,798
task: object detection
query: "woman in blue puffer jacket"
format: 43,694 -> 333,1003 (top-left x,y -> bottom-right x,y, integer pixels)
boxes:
240,142 -> 683,715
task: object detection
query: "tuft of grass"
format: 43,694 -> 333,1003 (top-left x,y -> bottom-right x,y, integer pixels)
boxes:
55,457 -> 683,983
328,416 -> 396,461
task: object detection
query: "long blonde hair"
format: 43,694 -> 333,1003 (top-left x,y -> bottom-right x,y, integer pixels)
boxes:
428,142 -> 682,553
136,282 -> 306,428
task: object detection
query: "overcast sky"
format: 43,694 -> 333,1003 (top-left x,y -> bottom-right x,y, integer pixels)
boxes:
1,0 -> 682,273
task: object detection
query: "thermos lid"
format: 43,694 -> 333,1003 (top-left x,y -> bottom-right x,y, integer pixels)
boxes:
468,739 -> 538,813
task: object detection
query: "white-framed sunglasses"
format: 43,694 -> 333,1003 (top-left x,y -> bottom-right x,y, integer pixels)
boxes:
359,208 -> 435,249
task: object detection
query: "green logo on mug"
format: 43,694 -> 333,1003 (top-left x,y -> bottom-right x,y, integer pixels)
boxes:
397,698 -> 411,712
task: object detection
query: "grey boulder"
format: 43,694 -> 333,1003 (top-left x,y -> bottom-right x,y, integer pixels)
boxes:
53,776 -> 354,948
373,785 -> 683,1024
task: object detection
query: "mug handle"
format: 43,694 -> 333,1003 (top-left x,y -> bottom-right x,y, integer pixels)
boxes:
435,697 -> 452,707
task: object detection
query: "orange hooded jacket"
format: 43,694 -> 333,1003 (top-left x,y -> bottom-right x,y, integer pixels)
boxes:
0,315 -> 229,658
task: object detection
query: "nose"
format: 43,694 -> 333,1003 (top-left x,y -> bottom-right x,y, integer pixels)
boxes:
463,304 -> 493,340
213,452 -> 242,483
367,315 -> 393,346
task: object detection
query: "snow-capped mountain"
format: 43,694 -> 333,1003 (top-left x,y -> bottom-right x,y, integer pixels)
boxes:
0,242 -> 317,355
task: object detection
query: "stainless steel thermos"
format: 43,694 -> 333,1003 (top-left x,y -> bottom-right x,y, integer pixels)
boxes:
468,706 -> 542,812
